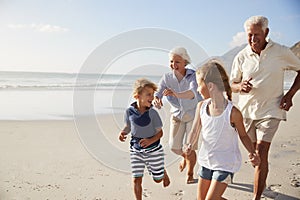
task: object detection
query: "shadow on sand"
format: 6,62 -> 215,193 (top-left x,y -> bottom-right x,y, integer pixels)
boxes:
228,182 -> 300,200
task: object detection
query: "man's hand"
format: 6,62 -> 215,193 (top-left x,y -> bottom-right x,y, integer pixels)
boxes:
240,77 -> 253,93
280,93 -> 293,111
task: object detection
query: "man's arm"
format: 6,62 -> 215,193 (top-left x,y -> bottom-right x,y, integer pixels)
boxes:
280,70 -> 300,111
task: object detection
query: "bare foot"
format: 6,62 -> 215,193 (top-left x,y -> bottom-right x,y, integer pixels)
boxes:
186,175 -> 196,184
179,158 -> 186,172
163,171 -> 170,187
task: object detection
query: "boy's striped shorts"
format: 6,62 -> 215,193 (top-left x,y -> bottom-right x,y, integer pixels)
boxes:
130,144 -> 165,180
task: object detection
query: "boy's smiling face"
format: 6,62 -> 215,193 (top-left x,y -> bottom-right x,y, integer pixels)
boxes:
136,86 -> 155,109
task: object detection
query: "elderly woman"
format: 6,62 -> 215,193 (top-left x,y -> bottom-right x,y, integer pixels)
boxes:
154,47 -> 202,184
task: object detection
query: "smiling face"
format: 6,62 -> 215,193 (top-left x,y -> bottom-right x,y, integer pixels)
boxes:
169,54 -> 187,75
136,86 -> 155,109
246,24 -> 269,55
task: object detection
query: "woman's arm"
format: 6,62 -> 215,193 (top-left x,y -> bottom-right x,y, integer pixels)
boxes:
163,88 -> 195,99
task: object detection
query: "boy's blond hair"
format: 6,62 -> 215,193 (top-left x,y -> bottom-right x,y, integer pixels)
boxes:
133,78 -> 158,98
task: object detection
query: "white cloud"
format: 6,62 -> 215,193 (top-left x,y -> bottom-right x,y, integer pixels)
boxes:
8,23 -> 69,33
270,31 -> 282,40
229,31 -> 247,48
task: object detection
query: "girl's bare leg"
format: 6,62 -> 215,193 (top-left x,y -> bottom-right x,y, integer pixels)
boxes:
206,180 -> 228,200
197,177 -> 211,200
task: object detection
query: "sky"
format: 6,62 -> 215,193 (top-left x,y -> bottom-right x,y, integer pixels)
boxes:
0,0 -> 299,73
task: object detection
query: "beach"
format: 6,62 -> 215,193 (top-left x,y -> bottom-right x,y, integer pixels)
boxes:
0,92 -> 300,200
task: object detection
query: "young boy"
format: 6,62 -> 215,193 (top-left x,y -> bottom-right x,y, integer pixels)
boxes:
119,78 -> 170,200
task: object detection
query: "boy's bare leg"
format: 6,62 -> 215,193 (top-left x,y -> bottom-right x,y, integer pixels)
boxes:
163,170 -> 170,187
133,177 -> 143,200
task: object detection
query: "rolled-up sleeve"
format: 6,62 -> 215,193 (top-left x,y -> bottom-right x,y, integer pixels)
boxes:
230,54 -> 243,84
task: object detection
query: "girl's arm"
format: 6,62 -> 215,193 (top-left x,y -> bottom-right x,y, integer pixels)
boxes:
183,101 -> 203,153
231,107 -> 260,166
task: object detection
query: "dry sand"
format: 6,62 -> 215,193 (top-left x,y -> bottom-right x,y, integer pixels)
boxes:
0,93 -> 299,200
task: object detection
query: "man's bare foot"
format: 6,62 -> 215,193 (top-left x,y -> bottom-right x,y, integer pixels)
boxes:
179,158 -> 186,172
163,171 -> 170,187
186,175 -> 196,184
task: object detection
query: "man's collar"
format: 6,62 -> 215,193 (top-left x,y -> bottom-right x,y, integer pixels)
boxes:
246,38 -> 273,56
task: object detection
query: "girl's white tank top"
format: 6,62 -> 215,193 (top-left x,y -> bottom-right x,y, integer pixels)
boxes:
198,98 -> 242,173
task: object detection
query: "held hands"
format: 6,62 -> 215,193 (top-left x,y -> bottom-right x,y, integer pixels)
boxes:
240,77 -> 253,93
119,131 -> 127,142
182,143 -> 192,155
248,151 -> 261,167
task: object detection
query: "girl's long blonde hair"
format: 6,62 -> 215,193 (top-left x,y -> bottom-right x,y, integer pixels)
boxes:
196,59 -> 232,101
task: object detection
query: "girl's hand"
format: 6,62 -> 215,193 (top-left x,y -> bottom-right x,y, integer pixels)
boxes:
119,131 -> 127,142
248,151 -> 260,167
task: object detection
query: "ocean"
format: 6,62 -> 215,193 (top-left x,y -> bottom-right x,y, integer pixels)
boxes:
0,71 -> 294,120
0,71 -> 161,120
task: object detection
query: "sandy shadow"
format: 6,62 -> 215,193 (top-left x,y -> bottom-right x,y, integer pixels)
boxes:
228,182 -> 300,200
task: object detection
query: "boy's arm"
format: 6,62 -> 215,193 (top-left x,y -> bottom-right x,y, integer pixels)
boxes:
119,110 -> 131,142
139,129 -> 163,148
231,107 -> 260,166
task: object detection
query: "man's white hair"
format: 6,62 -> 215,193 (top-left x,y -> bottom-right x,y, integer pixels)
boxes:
244,15 -> 269,32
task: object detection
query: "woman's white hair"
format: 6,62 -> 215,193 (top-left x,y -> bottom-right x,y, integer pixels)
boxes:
244,15 -> 269,32
169,47 -> 191,64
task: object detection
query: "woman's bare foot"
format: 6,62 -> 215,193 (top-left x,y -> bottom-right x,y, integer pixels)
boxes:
179,158 -> 186,172
163,171 -> 170,187
186,174 -> 196,184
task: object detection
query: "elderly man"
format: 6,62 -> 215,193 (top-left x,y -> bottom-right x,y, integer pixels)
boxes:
230,15 -> 300,200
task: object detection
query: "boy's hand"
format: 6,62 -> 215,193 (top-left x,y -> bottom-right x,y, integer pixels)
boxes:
139,138 -> 151,148
119,131 -> 127,142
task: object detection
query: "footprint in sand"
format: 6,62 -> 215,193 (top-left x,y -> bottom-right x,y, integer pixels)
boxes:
172,190 -> 184,197
142,188 -> 152,197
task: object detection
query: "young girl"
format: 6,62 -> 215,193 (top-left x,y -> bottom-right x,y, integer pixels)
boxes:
184,60 -> 260,200
119,78 -> 170,200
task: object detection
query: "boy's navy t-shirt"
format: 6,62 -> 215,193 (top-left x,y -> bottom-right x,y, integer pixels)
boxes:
124,102 -> 163,150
